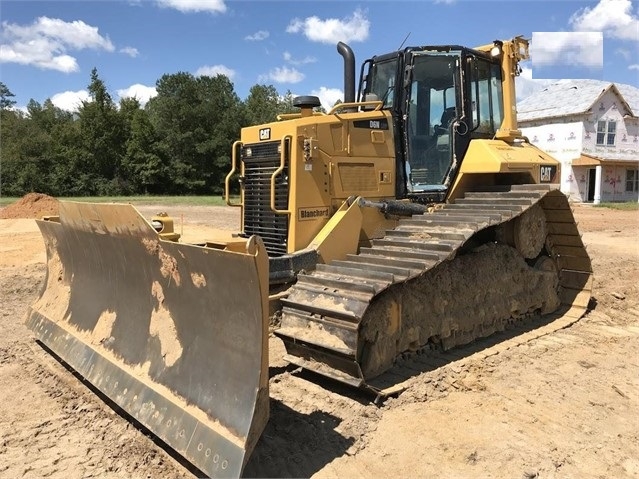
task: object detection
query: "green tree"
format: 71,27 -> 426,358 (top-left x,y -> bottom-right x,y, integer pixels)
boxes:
0,82 -> 16,110
122,105 -> 168,194
78,68 -> 125,194
195,74 -> 243,193
146,72 -> 201,193
0,108 -> 28,196
1,124 -> 48,196
0,99 -> 75,196
47,111 -> 89,196
278,90 -> 298,115
147,72 -> 243,194
244,84 -> 280,125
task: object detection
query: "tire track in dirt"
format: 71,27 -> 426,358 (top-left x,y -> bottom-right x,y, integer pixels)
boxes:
317,309 -> 639,478
244,338 -> 382,477
0,338 -> 193,479
245,305 -> 637,477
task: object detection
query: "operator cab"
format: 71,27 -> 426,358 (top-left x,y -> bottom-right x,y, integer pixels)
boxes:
359,46 -> 505,202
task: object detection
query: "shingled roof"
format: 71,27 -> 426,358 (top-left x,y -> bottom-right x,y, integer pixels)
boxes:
517,79 -> 639,123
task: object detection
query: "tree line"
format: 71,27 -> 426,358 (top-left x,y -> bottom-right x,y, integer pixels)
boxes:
0,70 -> 312,197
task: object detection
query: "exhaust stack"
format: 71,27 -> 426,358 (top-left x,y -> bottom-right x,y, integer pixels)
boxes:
337,42 -> 355,104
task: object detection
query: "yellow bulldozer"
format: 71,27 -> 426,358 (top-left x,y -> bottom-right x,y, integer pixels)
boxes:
26,37 -> 592,478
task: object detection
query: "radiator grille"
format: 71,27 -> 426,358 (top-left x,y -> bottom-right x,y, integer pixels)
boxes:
242,141 -> 289,257
338,163 -> 378,192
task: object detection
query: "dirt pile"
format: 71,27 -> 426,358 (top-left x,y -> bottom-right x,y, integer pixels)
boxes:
0,193 -> 59,219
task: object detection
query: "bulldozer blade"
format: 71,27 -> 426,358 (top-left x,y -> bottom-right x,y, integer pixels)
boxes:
26,202 -> 270,478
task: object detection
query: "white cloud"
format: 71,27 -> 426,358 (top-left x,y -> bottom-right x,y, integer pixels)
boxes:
50,90 -> 90,112
283,51 -> 317,65
245,30 -> 269,41
12,104 -> 29,116
629,64 -> 639,70
195,64 -> 236,79
286,9 -> 369,44
434,0 -> 457,4
310,86 -> 343,111
3,17 -> 114,50
515,66 -> 555,101
116,84 -> 157,105
615,48 -> 632,60
0,16 -> 114,73
531,31 -> 603,69
155,0 -> 226,13
259,66 -> 305,84
570,0 -> 639,41
120,46 -> 139,58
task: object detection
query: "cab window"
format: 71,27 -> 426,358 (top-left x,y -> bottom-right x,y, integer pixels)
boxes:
367,58 -> 398,108
470,57 -> 503,134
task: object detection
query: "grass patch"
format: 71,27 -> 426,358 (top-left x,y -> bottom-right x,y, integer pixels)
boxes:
0,195 -> 233,207
64,196 -> 230,206
593,202 -> 639,211
0,197 -> 18,207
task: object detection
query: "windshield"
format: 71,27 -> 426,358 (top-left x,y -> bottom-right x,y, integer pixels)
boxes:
405,52 -> 460,192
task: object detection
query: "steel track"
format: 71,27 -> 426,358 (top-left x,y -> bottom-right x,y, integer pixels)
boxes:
275,184 -> 593,391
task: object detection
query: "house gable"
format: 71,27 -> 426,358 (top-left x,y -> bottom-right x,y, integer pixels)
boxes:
518,80 -> 639,125
590,84 -> 634,119
582,87 -> 639,161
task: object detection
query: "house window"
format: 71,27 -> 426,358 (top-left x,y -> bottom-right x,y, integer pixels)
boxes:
626,169 -> 638,192
596,120 -> 616,146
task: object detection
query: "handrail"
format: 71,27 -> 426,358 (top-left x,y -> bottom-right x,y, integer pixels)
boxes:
328,100 -> 383,115
275,100 -> 384,120
270,135 -> 292,214
276,111 -> 326,121
224,140 -> 243,207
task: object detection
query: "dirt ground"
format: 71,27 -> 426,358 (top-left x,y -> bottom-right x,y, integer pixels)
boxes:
1,200 -> 638,478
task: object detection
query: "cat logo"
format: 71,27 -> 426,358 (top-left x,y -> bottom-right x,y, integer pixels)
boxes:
540,165 -> 556,183
259,128 -> 271,141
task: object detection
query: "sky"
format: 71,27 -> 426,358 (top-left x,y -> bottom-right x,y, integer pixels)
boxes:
0,0 -> 637,113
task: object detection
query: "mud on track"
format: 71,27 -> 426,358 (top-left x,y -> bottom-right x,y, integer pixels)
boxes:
0,203 -> 638,478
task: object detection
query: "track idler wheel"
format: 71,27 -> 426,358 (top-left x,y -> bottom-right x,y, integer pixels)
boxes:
496,203 -> 547,259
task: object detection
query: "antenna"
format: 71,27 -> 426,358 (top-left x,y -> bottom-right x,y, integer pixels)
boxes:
398,32 -> 411,50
